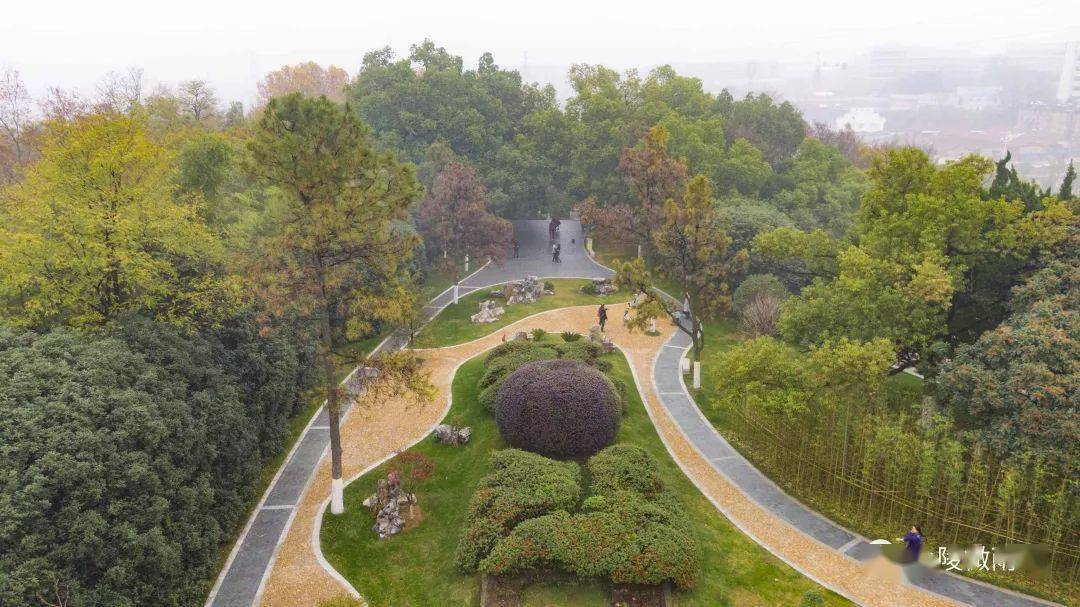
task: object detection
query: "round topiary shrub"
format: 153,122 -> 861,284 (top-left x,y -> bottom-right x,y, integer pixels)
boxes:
494,359 -> 620,458
730,274 -> 790,311
732,273 -> 789,312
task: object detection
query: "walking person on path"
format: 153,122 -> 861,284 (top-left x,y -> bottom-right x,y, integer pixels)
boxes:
598,304 -> 608,332
552,242 -> 558,263
512,238 -> 519,258
900,525 -> 924,564
554,243 -> 561,263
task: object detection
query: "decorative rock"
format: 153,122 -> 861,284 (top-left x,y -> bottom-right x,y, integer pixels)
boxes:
433,424 -> 471,446
471,299 -> 505,324
362,471 -> 418,539
512,330 -> 531,341
505,276 -> 546,305
343,366 -> 379,399
588,324 -> 615,353
591,277 -> 618,295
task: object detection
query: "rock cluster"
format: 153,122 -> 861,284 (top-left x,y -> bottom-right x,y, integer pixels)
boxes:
471,300 -> 505,324
362,471 -> 417,539
591,277 -> 618,295
589,324 -> 615,353
500,276 -> 550,305
433,424 -> 471,446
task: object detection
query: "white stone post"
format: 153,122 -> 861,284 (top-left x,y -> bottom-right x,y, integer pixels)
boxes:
465,254 -> 470,274
637,243 -> 643,258
693,361 -> 701,390
453,282 -> 459,305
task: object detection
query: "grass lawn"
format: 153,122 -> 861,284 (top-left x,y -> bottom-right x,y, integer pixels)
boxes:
410,278 -> 627,348
320,339 -> 851,607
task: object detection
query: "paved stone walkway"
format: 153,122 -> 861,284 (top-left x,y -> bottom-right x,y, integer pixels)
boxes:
651,327 -> 1058,607
204,220 -> 609,607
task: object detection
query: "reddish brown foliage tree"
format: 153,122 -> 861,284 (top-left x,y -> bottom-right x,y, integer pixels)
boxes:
416,161 -> 513,273
257,62 -> 350,105
577,125 -> 686,254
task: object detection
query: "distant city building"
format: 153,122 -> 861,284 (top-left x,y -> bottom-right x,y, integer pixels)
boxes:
1058,41 -> 1080,105
950,86 -> 1002,110
834,107 -> 886,133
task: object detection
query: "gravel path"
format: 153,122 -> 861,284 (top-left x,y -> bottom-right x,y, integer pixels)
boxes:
206,220 -> 609,607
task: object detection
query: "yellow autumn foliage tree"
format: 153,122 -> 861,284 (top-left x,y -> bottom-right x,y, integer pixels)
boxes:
0,111 -> 241,329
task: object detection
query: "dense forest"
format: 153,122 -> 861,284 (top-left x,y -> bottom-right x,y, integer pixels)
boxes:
0,39 -> 1077,605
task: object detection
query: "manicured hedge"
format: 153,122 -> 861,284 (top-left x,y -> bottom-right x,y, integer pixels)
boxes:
478,345 -> 559,391
494,359 -> 621,458
454,449 -> 581,571
588,443 -> 668,500
479,488 -> 699,589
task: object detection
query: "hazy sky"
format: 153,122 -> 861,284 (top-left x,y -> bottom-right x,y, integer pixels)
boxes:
3,0 -> 1077,105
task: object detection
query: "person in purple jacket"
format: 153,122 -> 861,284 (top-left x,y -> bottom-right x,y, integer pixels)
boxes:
901,525 -> 924,564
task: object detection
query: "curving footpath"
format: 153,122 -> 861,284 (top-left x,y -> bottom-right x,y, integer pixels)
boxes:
209,218 -> 1056,607
205,220 -> 610,607
651,327 -> 1059,607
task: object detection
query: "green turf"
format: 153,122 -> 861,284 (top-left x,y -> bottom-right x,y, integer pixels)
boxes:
410,278 -> 626,348
320,339 -> 851,607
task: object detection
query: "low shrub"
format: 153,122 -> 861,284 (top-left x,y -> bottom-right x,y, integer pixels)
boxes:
799,591 -> 826,607
479,491 -> 699,589
588,444 -> 667,500
544,280 -> 555,291
494,359 -> 621,458
560,331 -> 582,342
478,345 -> 559,391
454,449 -> 581,571
580,282 -> 598,295
530,328 -> 548,341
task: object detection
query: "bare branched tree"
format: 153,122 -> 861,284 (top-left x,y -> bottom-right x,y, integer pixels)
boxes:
96,67 -> 144,112
178,79 -> 218,121
0,67 -> 32,162
39,86 -> 90,122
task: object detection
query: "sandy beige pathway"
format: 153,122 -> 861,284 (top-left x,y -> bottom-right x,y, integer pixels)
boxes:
261,303 -> 959,607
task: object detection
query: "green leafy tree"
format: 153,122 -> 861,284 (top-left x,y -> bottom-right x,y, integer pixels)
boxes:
246,93 -> 426,513
1060,160 -> 1076,200
718,138 -> 771,196
936,256 -> 1078,466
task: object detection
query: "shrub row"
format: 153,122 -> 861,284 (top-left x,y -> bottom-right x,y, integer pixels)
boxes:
453,449 -> 581,571
474,445 -> 701,590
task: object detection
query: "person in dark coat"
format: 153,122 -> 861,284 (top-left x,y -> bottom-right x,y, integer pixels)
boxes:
553,243 -> 562,263
598,304 -> 608,332
901,525 -> 924,564
512,238 -> 519,258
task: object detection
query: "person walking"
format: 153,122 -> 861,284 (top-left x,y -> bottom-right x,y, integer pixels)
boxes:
598,304 -> 608,332
512,238 -> 519,258
554,243 -> 561,263
900,525 -> 924,564
552,242 -> 558,262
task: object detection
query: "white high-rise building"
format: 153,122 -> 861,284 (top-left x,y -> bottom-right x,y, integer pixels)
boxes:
1057,41 -> 1080,105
